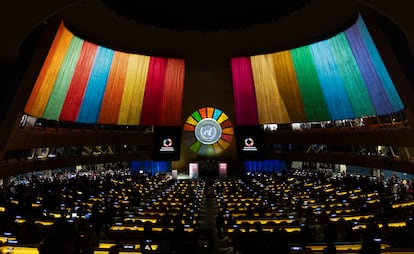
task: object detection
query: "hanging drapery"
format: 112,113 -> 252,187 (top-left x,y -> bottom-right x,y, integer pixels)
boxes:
117,54 -> 149,125
310,39 -> 355,120
25,23 -> 73,117
231,15 -> 404,125
356,18 -> 403,113
329,32 -> 376,117
59,42 -> 98,121
251,54 -> 290,123
230,57 -> 259,125
271,51 -> 306,122
24,22 -> 185,126
290,46 -> 330,121
159,58 -> 186,126
98,51 -> 129,124
42,36 -> 84,120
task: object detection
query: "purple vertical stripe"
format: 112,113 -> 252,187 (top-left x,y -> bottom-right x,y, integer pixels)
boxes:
345,22 -> 393,115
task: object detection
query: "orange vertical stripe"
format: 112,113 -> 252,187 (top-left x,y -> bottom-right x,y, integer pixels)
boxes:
24,22 -> 72,116
98,51 -> 129,124
272,51 -> 306,122
207,107 -> 214,118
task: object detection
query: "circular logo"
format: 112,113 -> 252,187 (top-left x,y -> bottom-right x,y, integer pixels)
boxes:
195,118 -> 222,145
244,137 -> 255,147
163,138 -> 173,147
183,107 -> 233,156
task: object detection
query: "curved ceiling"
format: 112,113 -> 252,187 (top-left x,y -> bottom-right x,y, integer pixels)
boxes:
62,0 -> 359,68
0,0 -> 413,69
100,0 -> 312,31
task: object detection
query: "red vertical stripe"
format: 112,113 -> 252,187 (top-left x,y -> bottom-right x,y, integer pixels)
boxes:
140,57 -> 167,125
231,57 -> 259,125
59,42 -> 98,121
159,59 -> 185,126
199,107 -> 208,119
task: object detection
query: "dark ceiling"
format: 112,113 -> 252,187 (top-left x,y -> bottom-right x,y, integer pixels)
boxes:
1,0 -> 413,64
101,0 -> 311,31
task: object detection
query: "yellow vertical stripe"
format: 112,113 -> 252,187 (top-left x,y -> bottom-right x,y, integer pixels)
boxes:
272,51 -> 306,122
217,113 -> 229,124
25,24 -> 73,117
251,54 -> 289,123
218,139 -> 230,150
117,54 -> 150,125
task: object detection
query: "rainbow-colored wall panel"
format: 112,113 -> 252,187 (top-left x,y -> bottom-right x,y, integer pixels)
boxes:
24,22 -> 185,126
231,16 -> 404,125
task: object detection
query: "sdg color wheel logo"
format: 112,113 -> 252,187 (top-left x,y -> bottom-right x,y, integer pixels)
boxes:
184,107 -> 233,156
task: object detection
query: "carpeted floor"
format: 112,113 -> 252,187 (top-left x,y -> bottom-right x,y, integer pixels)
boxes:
197,196 -> 234,254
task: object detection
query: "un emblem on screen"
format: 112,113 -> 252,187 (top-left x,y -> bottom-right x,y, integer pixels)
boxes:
195,118 -> 222,145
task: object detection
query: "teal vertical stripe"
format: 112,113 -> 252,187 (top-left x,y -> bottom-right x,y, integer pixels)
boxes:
43,36 -> 83,119
290,46 -> 330,121
77,46 -> 114,123
310,40 -> 354,120
330,32 -> 376,117
357,17 -> 404,112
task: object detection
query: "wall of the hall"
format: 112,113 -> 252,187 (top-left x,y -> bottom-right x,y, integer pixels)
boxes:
172,67 -> 244,175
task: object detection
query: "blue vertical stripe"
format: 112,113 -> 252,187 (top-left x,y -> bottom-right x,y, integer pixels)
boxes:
310,40 -> 354,120
77,46 -> 114,123
213,108 -> 222,120
329,33 -> 376,117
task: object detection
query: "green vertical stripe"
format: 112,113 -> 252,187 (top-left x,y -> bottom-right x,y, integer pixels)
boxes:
43,36 -> 84,119
191,111 -> 202,122
290,46 -> 330,121
190,141 -> 202,153
330,33 -> 375,117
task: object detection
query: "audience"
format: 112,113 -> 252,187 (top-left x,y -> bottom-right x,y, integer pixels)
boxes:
0,167 -> 413,253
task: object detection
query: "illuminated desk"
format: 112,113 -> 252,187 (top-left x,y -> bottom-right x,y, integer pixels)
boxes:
392,201 -> 414,209
110,225 -> 195,233
228,226 -> 301,233
0,246 -> 39,254
94,251 -> 142,254
35,221 -> 54,226
124,218 -> 157,224
330,214 -> 374,222
366,199 -> 380,204
378,221 -> 407,228
139,212 -> 178,217
98,242 -> 116,249
14,219 -> 54,226
235,218 -> 294,225
305,242 -> 390,251
0,236 -> 16,244
301,204 -> 326,209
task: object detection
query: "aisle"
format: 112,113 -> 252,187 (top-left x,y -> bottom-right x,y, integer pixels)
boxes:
197,194 -> 233,254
